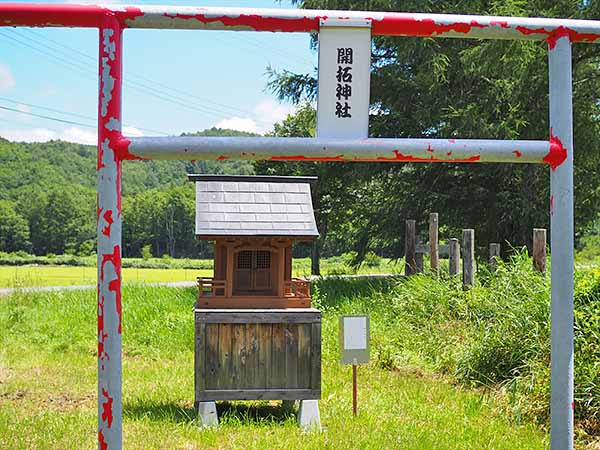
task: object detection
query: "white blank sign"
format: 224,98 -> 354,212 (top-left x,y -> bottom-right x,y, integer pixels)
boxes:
343,316 -> 368,350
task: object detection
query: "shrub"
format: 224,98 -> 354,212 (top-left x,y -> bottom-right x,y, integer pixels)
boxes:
363,251 -> 382,268
317,251 -> 600,436
141,244 -> 152,260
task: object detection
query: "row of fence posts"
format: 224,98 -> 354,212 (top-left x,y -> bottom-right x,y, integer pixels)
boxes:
405,213 -> 548,289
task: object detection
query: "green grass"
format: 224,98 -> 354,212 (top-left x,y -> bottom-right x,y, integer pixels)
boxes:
0,257 -> 402,288
0,282 -> 548,449
312,257 -> 600,445
0,265 -> 213,288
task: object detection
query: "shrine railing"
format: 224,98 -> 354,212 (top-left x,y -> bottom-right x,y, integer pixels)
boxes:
284,278 -> 311,299
197,277 -> 226,297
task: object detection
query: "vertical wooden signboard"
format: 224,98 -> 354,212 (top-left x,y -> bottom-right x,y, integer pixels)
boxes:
317,18 -> 372,139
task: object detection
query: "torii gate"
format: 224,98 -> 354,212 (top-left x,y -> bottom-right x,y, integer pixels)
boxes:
0,3 -> 592,449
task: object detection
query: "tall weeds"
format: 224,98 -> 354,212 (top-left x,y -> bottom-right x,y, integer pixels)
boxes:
312,252 -> 600,437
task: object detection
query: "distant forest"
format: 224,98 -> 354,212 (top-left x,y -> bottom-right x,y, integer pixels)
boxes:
0,128 -> 256,259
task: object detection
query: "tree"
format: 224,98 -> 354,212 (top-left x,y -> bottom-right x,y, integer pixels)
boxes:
269,0 -> 600,260
122,185 -> 211,258
255,103 -> 360,274
29,188 -> 94,255
0,128 -> 257,257
0,200 -> 31,252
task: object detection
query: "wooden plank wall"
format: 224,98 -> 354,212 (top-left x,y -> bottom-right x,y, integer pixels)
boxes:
196,311 -> 321,401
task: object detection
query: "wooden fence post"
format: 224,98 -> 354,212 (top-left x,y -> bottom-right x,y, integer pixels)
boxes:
429,213 -> 439,273
415,252 -> 424,273
449,238 -> 460,275
405,220 -> 416,276
489,243 -> 501,271
533,228 -> 547,274
462,229 -> 475,289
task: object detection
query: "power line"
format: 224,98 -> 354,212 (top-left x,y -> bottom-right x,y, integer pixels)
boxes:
1,27 -> 298,133
14,28 -> 279,126
0,97 -> 170,136
0,102 -> 171,136
0,30 -> 249,126
0,117 -> 92,142
22,28 -> 266,119
0,95 -> 95,121
0,104 -> 96,128
0,30 -> 242,128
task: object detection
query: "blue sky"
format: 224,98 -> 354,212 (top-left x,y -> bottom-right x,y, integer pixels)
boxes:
0,0 -> 316,144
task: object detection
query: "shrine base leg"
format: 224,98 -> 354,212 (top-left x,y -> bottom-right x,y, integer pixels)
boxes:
297,400 -> 321,431
197,401 -> 218,428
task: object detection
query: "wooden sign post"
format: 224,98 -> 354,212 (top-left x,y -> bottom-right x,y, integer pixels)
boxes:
339,315 -> 370,416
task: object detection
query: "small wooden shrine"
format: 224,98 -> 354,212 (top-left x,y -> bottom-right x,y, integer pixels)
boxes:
188,174 -> 322,429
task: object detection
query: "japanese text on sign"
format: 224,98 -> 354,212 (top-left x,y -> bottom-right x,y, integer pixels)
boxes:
335,47 -> 353,118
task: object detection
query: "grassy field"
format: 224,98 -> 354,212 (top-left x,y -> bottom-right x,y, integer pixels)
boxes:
0,257 -> 401,288
0,265 -> 213,288
0,282 -> 548,449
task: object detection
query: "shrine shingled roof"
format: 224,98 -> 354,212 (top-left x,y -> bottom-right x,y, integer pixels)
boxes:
188,175 -> 319,238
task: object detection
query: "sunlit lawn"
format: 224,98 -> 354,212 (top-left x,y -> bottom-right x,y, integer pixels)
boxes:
0,284 -> 548,449
0,258 -> 402,288
0,265 -> 212,288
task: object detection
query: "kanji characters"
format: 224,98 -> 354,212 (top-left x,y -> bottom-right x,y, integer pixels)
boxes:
337,47 -> 353,64
335,47 -> 354,119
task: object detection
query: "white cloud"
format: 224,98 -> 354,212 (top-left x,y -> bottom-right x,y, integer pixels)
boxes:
215,117 -> 259,134
60,127 -> 96,145
214,99 -> 295,134
0,64 -> 15,91
0,126 -> 96,145
122,126 -> 144,137
0,124 -> 144,145
253,99 -> 294,130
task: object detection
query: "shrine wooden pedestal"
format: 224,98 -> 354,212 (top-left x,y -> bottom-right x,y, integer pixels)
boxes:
195,308 -> 321,402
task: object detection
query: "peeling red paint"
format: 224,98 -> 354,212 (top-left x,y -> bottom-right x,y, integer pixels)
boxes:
217,155 -> 229,160
100,245 -> 122,334
426,144 -> 434,153
110,277 -> 122,334
353,150 -> 481,163
98,295 -> 109,365
0,4 -> 144,28
2,5 -> 600,45
269,155 -> 347,162
516,24 -> 600,46
371,15 -> 488,37
99,431 -> 108,450
513,150 -> 522,157
545,128 -> 568,170
447,151 -> 453,156
547,26 -> 572,48
448,139 -> 456,143
102,210 -> 114,237
116,136 -> 146,162
162,12 -> 321,32
118,7 -> 145,27
490,20 -> 509,28
268,150 -> 482,163
0,3 -> 105,27
101,388 -> 114,428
